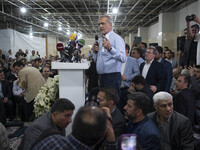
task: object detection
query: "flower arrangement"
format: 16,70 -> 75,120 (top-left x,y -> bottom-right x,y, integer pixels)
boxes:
34,75 -> 59,117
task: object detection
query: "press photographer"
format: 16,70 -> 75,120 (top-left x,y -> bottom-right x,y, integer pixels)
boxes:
186,14 -> 200,66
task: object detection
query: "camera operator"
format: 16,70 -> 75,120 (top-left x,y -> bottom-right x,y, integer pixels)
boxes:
186,14 -> 200,66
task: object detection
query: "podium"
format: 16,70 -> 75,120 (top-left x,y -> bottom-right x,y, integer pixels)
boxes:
52,61 -> 90,135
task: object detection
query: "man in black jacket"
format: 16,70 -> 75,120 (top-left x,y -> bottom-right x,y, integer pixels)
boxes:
148,91 -> 194,150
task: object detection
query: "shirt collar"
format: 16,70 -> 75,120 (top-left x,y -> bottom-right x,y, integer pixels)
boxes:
145,59 -> 154,64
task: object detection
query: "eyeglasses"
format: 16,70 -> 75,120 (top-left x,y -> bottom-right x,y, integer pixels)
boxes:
132,52 -> 135,54
146,51 -> 154,54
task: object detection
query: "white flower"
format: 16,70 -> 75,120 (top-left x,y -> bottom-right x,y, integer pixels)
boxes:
34,75 -> 59,117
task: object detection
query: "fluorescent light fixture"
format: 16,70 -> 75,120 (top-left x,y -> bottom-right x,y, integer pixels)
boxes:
112,8 -> 118,14
58,26 -> 62,31
20,7 -> 27,13
44,22 -> 48,27
67,31 -> 70,35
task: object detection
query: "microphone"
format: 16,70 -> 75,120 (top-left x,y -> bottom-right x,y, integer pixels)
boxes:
56,43 -> 64,51
95,35 -> 99,46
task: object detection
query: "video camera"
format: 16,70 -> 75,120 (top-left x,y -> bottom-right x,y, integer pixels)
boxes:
186,14 -> 196,22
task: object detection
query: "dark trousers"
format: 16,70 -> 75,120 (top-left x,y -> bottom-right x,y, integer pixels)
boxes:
13,96 -> 26,121
25,100 -> 34,121
5,100 -> 14,121
0,100 -> 6,124
99,72 -> 121,102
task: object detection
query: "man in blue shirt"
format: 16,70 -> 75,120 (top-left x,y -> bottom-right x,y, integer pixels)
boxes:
93,15 -> 126,98
124,92 -> 161,150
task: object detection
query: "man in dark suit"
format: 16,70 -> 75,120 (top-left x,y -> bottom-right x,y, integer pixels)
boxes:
148,91 -> 194,150
97,87 -> 126,138
155,46 -> 173,92
0,69 -> 14,121
174,74 -> 196,125
140,46 -> 164,93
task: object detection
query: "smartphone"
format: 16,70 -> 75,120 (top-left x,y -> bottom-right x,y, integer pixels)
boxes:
120,134 -> 137,150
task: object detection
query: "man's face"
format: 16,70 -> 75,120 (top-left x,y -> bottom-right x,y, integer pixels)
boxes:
97,92 -> 109,108
145,49 -> 156,62
194,68 -> 200,80
53,110 -> 73,129
14,66 -> 23,73
154,99 -> 173,121
176,76 -> 187,90
124,100 -> 138,121
165,51 -> 171,59
98,17 -> 112,35
131,49 -> 139,58
32,50 -> 35,55
0,72 -> 5,81
42,67 -> 50,78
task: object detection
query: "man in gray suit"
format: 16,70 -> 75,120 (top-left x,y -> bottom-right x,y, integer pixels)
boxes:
148,91 -> 194,150
97,87 -> 126,138
21,98 -> 75,150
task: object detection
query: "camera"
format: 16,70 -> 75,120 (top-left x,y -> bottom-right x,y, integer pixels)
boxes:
185,14 -> 196,22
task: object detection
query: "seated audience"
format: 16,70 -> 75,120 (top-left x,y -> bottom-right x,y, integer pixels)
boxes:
174,74 -> 196,125
131,75 -> 155,112
148,91 -> 194,150
21,98 -> 75,150
97,87 -> 126,137
32,106 -> 118,150
124,92 -> 161,150
0,69 -> 14,121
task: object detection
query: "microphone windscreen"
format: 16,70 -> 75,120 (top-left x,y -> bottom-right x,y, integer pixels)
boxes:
56,43 -> 64,51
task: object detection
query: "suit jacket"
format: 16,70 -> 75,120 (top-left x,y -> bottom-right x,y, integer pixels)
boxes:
160,59 -> 173,92
174,88 -> 196,125
123,56 -> 140,87
23,112 -> 66,150
137,85 -> 155,112
140,59 -> 164,92
111,107 -> 126,138
148,111 -> 194,150
126,117 -> 161,150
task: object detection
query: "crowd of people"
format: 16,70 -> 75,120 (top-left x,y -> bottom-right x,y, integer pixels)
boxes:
0,15 -> 200,150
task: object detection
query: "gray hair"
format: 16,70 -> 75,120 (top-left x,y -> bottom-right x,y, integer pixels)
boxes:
149,46 -> 158,56
100,15 -> 113,24
153,91 -> 173,104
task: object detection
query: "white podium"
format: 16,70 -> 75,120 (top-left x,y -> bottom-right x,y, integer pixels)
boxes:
52,61 -> 90,135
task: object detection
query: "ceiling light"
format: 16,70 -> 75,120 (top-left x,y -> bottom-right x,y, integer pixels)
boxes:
29,32 -> 33,36
44,22 -> 48,27
112,8 -> 118,14
58,26 -> 62,31
67,31 -> 70,35
20,7 -> 27,13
